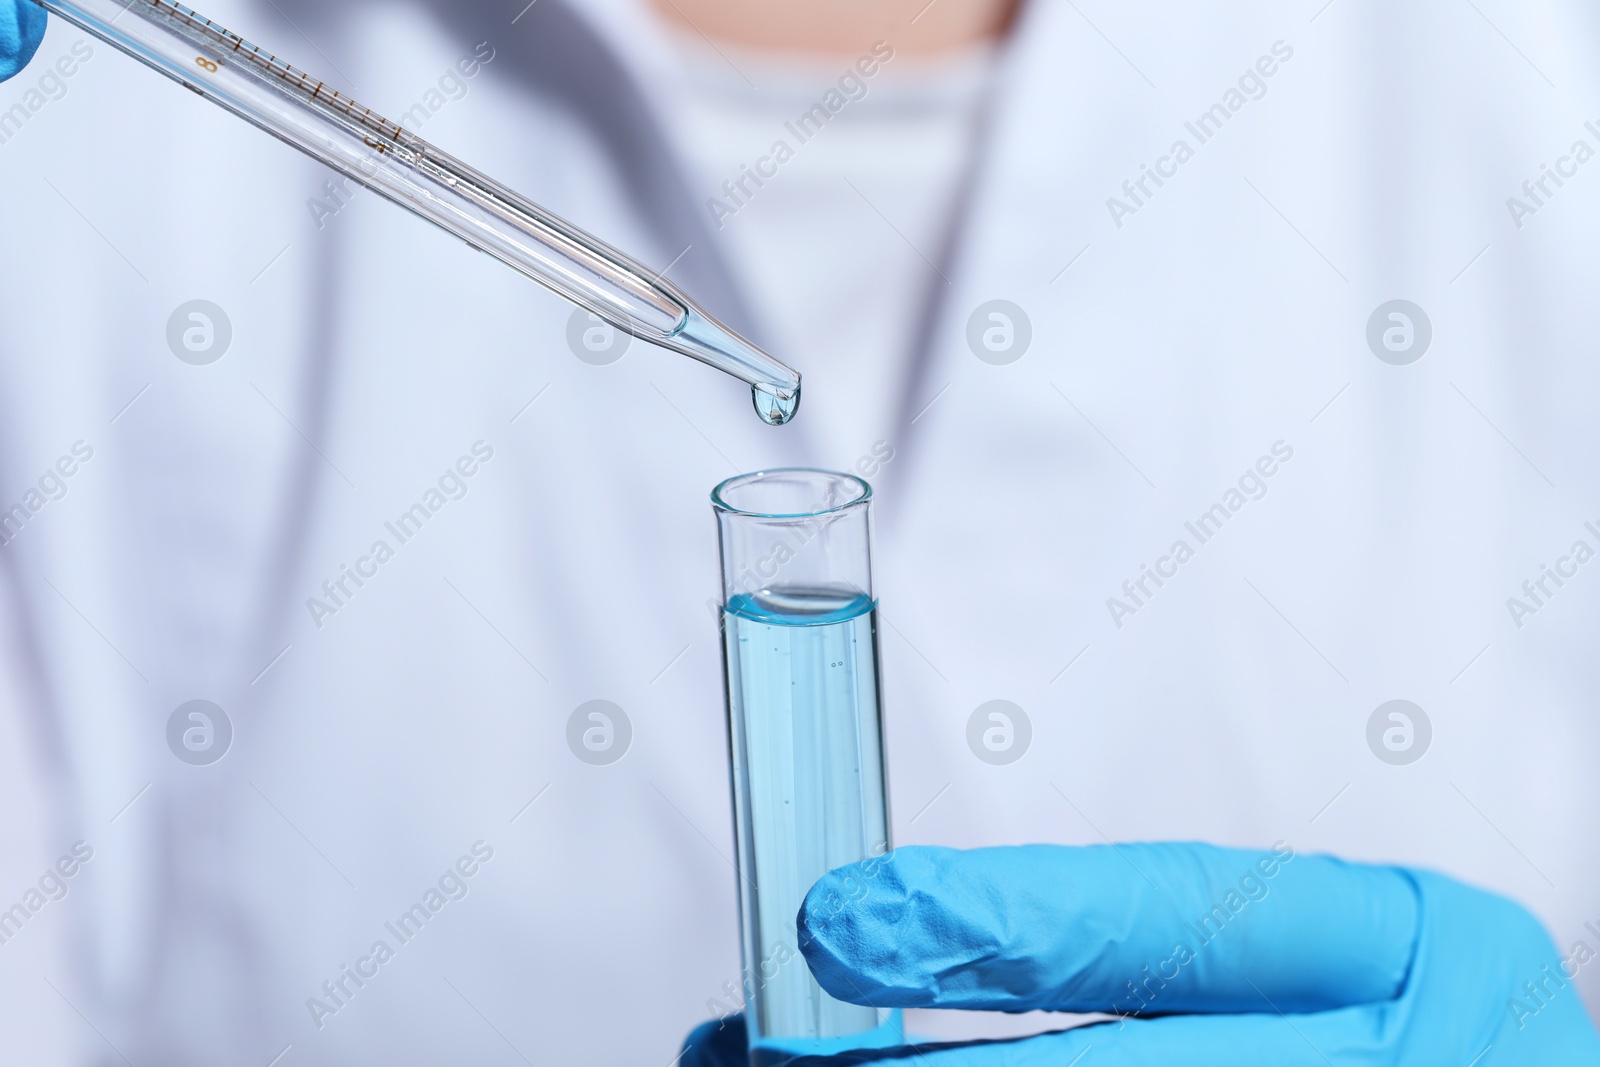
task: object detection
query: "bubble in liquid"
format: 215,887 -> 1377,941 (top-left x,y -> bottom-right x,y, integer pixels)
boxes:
752,382 -> 801,426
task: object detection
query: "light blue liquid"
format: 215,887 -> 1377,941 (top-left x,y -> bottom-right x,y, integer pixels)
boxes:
721,589 -> 898,1059
752,382 -> 801,425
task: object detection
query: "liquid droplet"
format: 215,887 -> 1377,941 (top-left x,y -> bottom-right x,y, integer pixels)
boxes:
752,382 -> 801,426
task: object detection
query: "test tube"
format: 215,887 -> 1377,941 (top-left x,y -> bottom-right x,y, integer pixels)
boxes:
711,469 -> 900,1064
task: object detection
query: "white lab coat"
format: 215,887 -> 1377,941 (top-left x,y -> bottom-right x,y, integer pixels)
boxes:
2,0 -> 1599,1062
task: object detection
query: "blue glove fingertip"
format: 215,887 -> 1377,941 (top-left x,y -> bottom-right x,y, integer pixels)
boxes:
1,1 -> 48,83
678,1014 -> 748,1067
797,846 -> 957,1007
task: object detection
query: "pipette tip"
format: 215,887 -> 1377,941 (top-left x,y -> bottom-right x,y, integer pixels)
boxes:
667,306 -> 802,426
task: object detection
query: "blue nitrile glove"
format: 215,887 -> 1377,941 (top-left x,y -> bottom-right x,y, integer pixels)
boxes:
681,843 -> 1600,1065
1,1 -> 45,81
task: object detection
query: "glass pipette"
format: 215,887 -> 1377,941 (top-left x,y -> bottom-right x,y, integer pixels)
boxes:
30,0 -> 802,425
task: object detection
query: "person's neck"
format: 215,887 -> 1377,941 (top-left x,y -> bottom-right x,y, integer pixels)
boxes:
649,0 -> 1020,58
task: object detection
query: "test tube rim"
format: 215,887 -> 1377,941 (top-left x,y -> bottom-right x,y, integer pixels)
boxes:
710,468 -> 872,520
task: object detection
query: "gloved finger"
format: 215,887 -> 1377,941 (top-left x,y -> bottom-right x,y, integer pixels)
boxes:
774,1010 -> 1385,1066
679,1014 -> 748,1067
1,1 -> 48,82
798,843 -> 1417,1015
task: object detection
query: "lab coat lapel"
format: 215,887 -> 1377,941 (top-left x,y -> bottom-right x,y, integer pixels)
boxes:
488,0 -> 819,469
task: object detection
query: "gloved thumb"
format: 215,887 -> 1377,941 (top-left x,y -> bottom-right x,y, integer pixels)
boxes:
1,1 -> 48,82
797,842 -> 1416,1015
